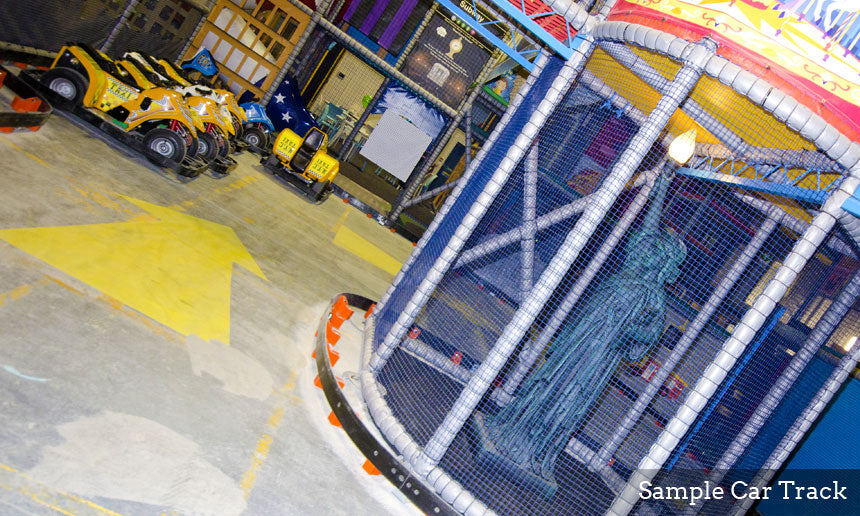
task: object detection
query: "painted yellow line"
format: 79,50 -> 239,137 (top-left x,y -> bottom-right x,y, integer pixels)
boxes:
0,139 -> 48,168
0,279 -> 46,308
0,196 -> 265,345
0,461 -> 123,516
167,175 -> 260,212
333,226 -> 402,275
239,376 -> 295,499
332,205 -> 350,232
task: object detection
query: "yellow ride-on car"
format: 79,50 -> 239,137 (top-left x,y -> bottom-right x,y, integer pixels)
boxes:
117,54 -> 237,174
147,55 -> 247,143
262,127 -> 339,202
19,44 -> 206,177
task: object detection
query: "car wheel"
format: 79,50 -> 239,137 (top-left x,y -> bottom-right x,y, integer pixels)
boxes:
41,67 -> 87,105
143,127 -> 187,165
243,127 -> 265,148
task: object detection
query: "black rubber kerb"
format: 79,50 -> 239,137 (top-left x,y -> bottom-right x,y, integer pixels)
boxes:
313,293 -> 459,516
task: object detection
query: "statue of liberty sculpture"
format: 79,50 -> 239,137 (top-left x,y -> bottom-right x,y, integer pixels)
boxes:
484,172 -> 686,486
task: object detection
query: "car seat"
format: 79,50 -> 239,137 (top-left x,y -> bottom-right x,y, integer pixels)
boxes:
290,128 -> 325,174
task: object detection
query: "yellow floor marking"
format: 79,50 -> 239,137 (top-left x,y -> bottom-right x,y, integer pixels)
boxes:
1,139 -> 48,168
0,196 -> 266,345
239,375 -> 295,499
332,205 -> 351,232
0,278 -> 49,308
0,461 -> 123,516
167,175 -> 259,212
333,225 -> 402,275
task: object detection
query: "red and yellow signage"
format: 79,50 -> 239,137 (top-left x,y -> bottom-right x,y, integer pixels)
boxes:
609,0 -> 860,141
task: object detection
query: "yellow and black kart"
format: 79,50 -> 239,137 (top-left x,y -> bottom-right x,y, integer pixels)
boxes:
145,54 -> 247,146
261,127 -> 339,202
117,54 -> 237,174
20,43 -> 206,177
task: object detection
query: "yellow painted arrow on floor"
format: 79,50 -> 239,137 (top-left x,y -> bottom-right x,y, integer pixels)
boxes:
0,197 -> 265,344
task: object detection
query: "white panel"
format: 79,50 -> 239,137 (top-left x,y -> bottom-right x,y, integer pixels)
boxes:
250,66 -> 269,86
200,31 -> 219,52
360,110 -> 432,182
225,50 -> 243,72
213,8 -> 233,30
213,40 -> 232,62
238,59 -> 256,80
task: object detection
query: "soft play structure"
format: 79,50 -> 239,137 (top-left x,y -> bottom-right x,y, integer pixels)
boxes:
348,1 -> 860,515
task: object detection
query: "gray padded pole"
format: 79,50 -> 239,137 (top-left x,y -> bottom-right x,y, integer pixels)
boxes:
594,204 -> 782,469
730,327 -> 860,516
375,51 -> 550,313
100,0 -> 141,53
336,77 -> 390,160
387,51 -> 501,224
263,0 -> 333,104
415,37 -> 715,475
599,41 -> 748,155
371,40 -> 596,376
689,267 -> 860,515
521,144 -> 539,297
277,0 -> 455,115
400,177 -> 463,210
394,4 -> 437,69
494,167 -> 660,404
608,170 -> 860,516
454,195 -> 592,267
464,109 -> 473,170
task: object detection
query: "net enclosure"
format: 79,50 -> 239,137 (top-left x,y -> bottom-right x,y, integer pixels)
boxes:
358,3 -> 860,516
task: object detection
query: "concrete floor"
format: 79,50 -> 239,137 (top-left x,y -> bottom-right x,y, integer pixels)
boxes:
0,113 -> 420,515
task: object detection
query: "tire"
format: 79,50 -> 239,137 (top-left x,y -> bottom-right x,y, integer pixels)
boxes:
143,127 -> 187,165
196,132 -> 218,164
215,130 -> 232,159
243,127 -> 265,149
312,180 -> 332,202
41,67 -> 87,105
232,115 -> 243,139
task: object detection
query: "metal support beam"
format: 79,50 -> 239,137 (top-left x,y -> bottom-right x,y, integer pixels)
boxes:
483,0 -> 589,58
435,0 -> 536,70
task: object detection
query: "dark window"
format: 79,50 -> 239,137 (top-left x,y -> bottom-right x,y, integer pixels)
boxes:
158,6 -> 173,20
171,13 -> 185,29
281,18 -> 299,40
270,41 -> 285,60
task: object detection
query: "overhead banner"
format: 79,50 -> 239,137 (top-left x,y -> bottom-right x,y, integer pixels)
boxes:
608,0 -> 860,141
404,12 -> 492,109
